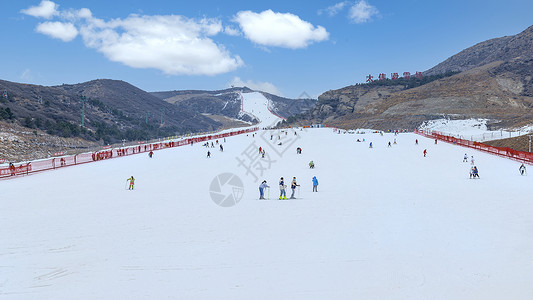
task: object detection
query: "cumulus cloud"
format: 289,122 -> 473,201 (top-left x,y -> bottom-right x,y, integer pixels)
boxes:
318,2 -> 349,16
21,2 -> 244,76
36,21 -> 78,42
233,10 -> 329,49
21,0 -> 58,19
78,14 -> 243,75
349,0 -> 379,23
230,77 -> 281,96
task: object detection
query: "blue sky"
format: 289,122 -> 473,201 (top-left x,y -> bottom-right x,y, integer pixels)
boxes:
1,0 -> 532,98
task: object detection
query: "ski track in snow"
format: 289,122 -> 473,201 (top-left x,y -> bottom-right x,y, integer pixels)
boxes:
240,92 -> 282,127
2,127 -> 533,299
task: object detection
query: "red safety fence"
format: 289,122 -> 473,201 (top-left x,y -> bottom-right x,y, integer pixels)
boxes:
415,129 -> 533,165
1,127 -> 258,179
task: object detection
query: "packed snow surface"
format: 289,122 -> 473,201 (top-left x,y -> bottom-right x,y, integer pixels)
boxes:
240,92 -> 282,127
419,118 -> 533,142
2,128 -> 533,299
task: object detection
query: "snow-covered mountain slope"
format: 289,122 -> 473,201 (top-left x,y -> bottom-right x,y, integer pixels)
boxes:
240,92 -> 283,128
419,118 -> 533,142
2,129 -> 533,299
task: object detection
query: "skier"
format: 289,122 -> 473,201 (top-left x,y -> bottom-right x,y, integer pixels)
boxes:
211,142 -> 214,148
469,166 -> 475,179
9,162 -> 15,176
127,176 -> 135,190
309,160 -> 315,169
259,146 -> 262,154
393,139 -> 397,145
261,150 -> 265,158
279,177 -> 287,200
415,139 -> 418,145
149,151 -> 154,158
471,156 -> 475,165
369,142 -> 373,148
290,177 -> 300,199
435,139 -> 438,144
388,141 -> 392,147
207,151 -> 211,158
472,166 -> 479,178
220,144 -> 224,152
312,176 -> 318,192
519,164 -> 527,175
463,154 -> 468,162
423,149 -> 427,157
259,180 -> 269,199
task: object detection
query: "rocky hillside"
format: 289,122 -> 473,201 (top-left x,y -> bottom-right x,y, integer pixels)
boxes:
291,24 -> 533,131
152,87 -> 317,122
0,79 -> 220,144
0,121 -> 100,163
425,25 -> 533,76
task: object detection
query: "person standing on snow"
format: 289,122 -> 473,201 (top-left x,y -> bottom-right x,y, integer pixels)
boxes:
471,156 -> 475,165
415,139 -> 418,145
423,149 -> 427,157
149,151 -> 154,158
519,164 -> 527,175
127,176 -> 135,190
472,166 -> 479,178
207,151 -> 211,158
388,141 -> 392,147
463,154 -> 468,162
309,160 -> 315,169
312,176 -> 318,192
369,142 -> 373,148
220,144 -> 224,152
290,177 -> 300,199
279,177 -> 287,200
259,180 -> 269,199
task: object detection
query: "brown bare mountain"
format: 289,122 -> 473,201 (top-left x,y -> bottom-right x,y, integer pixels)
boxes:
425,25 -> 533,76
0,79 -> 220,144
292,24 -> 533,131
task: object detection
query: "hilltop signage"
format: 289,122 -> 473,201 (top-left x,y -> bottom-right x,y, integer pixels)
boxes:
366,71 -> 423,83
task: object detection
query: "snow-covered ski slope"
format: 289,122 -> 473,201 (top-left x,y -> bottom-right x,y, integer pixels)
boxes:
240,91 -> 283,127
3,129 -> 533,299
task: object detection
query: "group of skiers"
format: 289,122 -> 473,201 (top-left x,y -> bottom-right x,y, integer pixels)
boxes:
258,176 -> 319,200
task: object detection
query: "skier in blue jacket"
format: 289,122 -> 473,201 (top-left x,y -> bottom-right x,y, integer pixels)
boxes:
312,176 -> 318,192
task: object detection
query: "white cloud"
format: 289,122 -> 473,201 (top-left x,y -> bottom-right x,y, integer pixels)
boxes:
36,21 -> 78,42
224,26 -> 241,36
318,2 -> 349,16
233,10 -> 329,49
24,3 -> 244,76
349,0 -> 379,23
21,0 -> 58,19
20,69 -> 33,81
230,77 -> 282,96
78,14 -> 243,75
